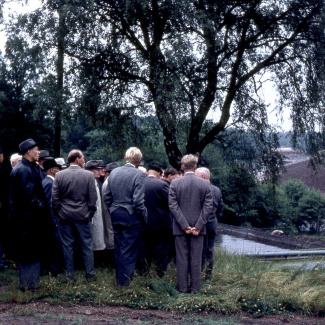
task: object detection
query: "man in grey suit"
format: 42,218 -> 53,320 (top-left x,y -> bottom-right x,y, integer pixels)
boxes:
104,147 -> 147,287
169,154 -> 213,293
52,149 -> 97,282
195,167 -> 223,277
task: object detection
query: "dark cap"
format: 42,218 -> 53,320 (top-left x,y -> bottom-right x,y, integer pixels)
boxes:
85,160 -> 101,170
97,160 -> 106,168
104,162 -> 120,172
43,158 -> 61,171
0,146 -> 3,154
149,164 -> 163,174
39,150 -> 50,159
19,138 -> 37,154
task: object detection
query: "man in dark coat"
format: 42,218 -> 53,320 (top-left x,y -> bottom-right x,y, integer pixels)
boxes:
104,147 -> 147,287
8,138 -> 53,291
169,154 -> 213,293
42,158 -> 63,277
141,164 -> 171,276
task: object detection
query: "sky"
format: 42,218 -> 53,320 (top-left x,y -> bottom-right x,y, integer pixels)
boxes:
0,0 -> 292,132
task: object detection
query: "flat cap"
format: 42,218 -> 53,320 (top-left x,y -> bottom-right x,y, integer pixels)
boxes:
149,164 -> 163,174
85,160 -> 101,170
43,158 -> 61,171
104,162 -> 120,172
39,150 -> 51,159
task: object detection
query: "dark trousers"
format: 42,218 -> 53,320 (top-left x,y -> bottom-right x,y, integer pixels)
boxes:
19,262 -> 41,290
175,234 -> 204,293
139,229 -> 170,277
59,219 -> 95,281
202,222 -> 217,276
111,208 -> 142,287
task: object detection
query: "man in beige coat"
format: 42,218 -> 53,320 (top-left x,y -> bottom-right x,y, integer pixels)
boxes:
169,154 -> 213,293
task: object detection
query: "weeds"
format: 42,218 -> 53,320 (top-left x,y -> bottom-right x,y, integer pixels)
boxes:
0,251 -> 324,318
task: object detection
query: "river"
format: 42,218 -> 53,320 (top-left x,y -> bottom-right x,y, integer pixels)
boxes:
216,234 -> 291,254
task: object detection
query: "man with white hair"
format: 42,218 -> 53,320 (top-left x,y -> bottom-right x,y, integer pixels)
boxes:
104,147 -> 147,287
195,167 -> 223,277
169,154 -> 213,293
10,153 -> 22,167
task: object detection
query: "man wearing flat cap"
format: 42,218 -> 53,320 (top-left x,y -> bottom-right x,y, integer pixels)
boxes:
8,138 -> 53,291
42,159 -> 63,277
139,164 -> 171,276
85,160 -> 105,264
38,150 -> 51,180
52,150 -> 97,282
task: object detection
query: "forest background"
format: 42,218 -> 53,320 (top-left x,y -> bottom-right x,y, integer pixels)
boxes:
0,0 -> 325,234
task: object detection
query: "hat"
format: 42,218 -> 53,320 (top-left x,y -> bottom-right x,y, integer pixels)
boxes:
0,146 -> 3,154
149,164 -> 163,174
85,160 -> 101,170
19,138 -> 37,154
39,150 -> 51,160
55,157 -> 65,166
104,162 -> 120,172
43,158 -> 61,171
97,160 -> 106,168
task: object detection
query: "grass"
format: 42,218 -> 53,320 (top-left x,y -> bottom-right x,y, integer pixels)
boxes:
0,249 -> 325,318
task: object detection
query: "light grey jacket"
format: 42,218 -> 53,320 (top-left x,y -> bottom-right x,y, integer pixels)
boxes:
103,163 -> 147,223
169,172 -> 213,235
52,165 -> 97,222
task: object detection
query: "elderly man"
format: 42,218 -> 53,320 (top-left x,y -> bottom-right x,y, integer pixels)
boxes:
195,167 -> 223,277
85,160 -> 105,264
101,162 -> 120,260
140,164 -> 171,276
8,138 -> 52,291
52,150 -> 97,283
169,154 -> 213,293
42,158 -> 63,277
10,153 -> 22,167
38,150 -> 51,180
104,147 -> 147,287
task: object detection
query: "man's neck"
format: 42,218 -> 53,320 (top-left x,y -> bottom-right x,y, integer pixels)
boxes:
23,156 -> 36,163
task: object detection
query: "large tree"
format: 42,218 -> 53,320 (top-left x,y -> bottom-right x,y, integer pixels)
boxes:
65,0 -> 322,168
8,0 -> 324,167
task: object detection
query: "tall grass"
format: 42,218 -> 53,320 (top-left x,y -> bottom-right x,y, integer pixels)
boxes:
0,250 -> 324,318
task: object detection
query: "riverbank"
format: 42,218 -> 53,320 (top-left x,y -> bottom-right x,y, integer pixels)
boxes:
218,223 -> 325,250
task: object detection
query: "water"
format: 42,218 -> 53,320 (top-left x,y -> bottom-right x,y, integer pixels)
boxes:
215,234 -> 291,254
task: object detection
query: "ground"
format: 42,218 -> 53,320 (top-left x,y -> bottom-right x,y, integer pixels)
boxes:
1,233 -> 325,324
0,301 -> 324,325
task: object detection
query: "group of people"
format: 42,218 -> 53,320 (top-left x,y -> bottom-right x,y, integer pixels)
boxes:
0,139 -> 223,293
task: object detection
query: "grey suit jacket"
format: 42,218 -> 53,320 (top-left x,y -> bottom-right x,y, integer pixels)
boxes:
169,172 -> 213,235
52,165 -> 97,222
103,163 -> 147,223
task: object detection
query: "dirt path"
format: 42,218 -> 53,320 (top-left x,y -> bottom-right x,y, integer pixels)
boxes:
0,302 -> 324,325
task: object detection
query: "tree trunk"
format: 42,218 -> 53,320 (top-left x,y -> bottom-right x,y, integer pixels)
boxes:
54,6 -> 66,157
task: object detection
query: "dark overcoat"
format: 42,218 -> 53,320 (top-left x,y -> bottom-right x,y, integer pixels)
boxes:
8,158 -> 52,263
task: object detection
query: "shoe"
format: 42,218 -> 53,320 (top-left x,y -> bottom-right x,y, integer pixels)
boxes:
86,275 -> 97,283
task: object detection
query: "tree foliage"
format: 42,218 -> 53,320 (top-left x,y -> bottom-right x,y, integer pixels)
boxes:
59,0 -> 323,168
